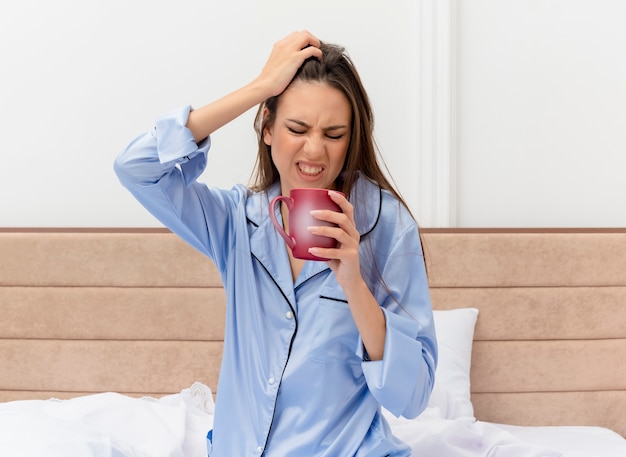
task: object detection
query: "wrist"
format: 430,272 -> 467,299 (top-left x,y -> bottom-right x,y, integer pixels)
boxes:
247,76 -> 277,102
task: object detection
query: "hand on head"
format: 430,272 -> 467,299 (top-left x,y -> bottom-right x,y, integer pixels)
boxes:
257,31 -> 323,98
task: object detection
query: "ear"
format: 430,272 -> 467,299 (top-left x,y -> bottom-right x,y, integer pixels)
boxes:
262,107 -> 273,146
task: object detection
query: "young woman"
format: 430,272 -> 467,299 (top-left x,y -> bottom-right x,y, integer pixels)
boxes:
115,30 -> 437,457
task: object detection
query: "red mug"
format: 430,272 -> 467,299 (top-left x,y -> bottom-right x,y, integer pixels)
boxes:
270,188 -> 343,261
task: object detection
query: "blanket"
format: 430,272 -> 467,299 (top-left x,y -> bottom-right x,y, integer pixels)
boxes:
0,382 -> 564,457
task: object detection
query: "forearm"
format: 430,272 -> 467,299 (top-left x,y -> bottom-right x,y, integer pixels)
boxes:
186,80 -> 270,142
344,279 -> 387,361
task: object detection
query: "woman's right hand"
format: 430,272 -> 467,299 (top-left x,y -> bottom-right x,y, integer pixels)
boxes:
255,31 -> 323,98
187,31 -> 322,142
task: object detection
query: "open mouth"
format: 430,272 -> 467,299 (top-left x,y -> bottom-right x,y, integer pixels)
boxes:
298,163 -> 324,176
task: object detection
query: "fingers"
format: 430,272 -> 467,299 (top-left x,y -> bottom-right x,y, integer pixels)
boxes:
275,30 -> 323,66
328,190 -> 352,218
285,30 -> 322,52
309,192 -> 359,248
258,31 -> 323,97
310,209 -> 352,233
296,31 -> 323,60
300,44 -> 323,61
308,190 -> 362,279
308,221 -> 356,246
307,216 -> 359,267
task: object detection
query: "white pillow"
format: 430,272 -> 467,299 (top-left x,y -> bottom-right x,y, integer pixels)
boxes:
427,307 -> 479,419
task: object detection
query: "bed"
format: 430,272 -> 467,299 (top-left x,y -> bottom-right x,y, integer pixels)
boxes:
1,227 -> 625,456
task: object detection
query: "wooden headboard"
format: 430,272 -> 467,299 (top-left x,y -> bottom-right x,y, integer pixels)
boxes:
1,228 -> 625,437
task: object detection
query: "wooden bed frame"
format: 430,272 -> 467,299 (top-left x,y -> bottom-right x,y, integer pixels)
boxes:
1,228 -> 625,437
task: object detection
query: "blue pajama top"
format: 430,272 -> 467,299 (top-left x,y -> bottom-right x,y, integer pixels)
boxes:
114,106 -> 437,457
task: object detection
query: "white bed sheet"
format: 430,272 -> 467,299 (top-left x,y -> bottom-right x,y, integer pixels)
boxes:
1,382 -> 625,457
496,423 -> 626,457
385,407 -> 626,457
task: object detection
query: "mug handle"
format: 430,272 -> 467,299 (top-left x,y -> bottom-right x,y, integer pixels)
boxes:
269,195 -> 296,250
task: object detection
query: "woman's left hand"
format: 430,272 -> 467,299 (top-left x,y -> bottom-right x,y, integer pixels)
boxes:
310,191 -> 387,361
308,191 -> 363,289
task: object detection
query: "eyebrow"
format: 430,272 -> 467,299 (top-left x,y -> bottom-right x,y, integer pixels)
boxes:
286,118 -> 349,131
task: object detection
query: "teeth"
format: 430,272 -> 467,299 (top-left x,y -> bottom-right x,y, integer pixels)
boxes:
299,164 -> 323,175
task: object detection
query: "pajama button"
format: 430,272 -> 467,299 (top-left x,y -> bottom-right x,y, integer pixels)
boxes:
268,377 -> 275,385
257,445 -> 263,452
285,311 -> 293,319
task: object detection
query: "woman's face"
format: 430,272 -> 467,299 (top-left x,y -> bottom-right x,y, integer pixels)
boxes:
264,80 -> 352,196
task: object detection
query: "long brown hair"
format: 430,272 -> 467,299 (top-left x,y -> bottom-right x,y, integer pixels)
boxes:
250,42 -> 427,308
250,42 -> 411,217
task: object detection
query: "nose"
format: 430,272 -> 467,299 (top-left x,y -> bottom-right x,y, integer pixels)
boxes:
303,134 -> 325,157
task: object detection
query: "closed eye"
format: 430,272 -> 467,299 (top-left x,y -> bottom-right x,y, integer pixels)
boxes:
287,126 -> 305,135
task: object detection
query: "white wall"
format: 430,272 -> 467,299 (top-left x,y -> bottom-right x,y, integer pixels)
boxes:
457,0 -> 626,227
0,0 -> 422,227
3,1 -> 625,228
